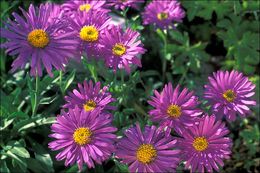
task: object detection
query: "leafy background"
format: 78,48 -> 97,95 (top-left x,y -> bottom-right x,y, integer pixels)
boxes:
0,0 -> 259,173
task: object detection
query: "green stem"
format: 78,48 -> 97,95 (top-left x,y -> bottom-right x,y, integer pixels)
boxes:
179,63 -> 190,85
162,31 -> 168,82
120,70 -> 124,83
59,70 -> 63,94
32,75 -> 39,116
87,59 -> 98,82
122,8 -> 129,28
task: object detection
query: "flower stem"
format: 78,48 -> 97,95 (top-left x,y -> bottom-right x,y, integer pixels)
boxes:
162,30 -> 168,82
122,8 -> 129,28
121,70 -> 124,83
32,75 -> 39,116
59,70 -> 63,94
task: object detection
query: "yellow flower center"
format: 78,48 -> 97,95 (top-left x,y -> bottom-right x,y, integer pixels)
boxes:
167,104 -> 182,118
83,99 -> 96,112
73,127 -> 92,146
157,12 -> 168,20
27,29 -> 49,48
223,89 -> 236,102
79,4 -> 91,12
79,26 -> 99,42
136,144 -> 157,164
193,137 -> 208,152
112,43 -> 126,56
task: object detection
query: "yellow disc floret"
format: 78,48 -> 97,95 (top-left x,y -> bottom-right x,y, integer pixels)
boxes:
112,43 -> 126,56
223,89 -> 236,102
136,144 -> 157,164
79,26 -> 99,42
157,12 -> 168,20
193,137 -> 208,152
79,4 -> 91,12
83,99 -> 96,112
73,127 -> 92,146
167,104 -> 182,118
27,29 -> 49,48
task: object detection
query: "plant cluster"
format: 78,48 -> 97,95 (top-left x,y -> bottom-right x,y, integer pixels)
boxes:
0,0 -> 259,173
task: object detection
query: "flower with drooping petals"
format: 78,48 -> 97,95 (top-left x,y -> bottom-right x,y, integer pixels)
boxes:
148,83 -> 202,135
142,0 -> 185,29
177,115 -> 232,173
204,70 -> 256,121
64,80 -> 115,113
62,0 -> 109,16
0,4 -> 77,77
100,25 -> 146,73
49,107 -> 117,170
68,11 -> 111,58
107,0 -> 144,10
116,123 -> 180,173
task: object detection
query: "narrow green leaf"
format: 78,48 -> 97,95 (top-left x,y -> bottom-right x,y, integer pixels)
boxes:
63,70 -> 75,92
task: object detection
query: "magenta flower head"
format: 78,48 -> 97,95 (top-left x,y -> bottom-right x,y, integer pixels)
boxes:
142,0 -> 185,29
100,25 -> 146,73
0,4 -> 77,77
64,80 -> 115,112
49,107 -> 117,170
177,115 -> 232,173
204,70 -> 256,121
148,83 -> 202,135
116,123 -> 180,173
68,11 -> 111,58
107,0 -> 144,10
62,0 -> 109,16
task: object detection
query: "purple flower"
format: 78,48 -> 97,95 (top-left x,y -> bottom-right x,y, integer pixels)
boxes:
68,11 -> 111,58
204,70 -> 256,121
107,0 -> 144,10
47,3 -> 64,24
64,80 -> 115,112
177,115 -> 232,173
49,107 -> 117,170
62,0 -> 109,16
116,123 -> 180,173
0,4 -> 78,77
142,0 -> 185,29
148,83 -> 202,135
100,25 -> 146,73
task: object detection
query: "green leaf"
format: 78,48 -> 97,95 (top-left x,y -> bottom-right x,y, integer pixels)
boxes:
4,150 -> 27,172
5,141 -> 30,158
182,0 -> 233,21
13,116 -> 56,132
114,159 -> 129,173
26,158 -> 47,173
62,70 -> 76,92
39,95 -> 58,105
31,141 -> 54,173
0,161 -> 10,173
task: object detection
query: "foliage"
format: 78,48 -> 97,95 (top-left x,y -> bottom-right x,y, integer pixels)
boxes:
0,0 -> 259,173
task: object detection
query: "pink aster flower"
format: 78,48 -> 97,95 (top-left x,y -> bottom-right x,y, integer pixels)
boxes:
0,4 -> 77,77
142,0 -> 185,29
100,25 -> 146,73
177,115 -> 232,173
107,0 -> 144,10
204,70 -> 256,121
148,83 -> 202,135
49,107 -> 117,170
68,10 -> 111,58
64,80 -> 115,112
116,123 -> 180,173
62,0 -> 109,16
